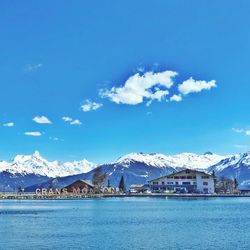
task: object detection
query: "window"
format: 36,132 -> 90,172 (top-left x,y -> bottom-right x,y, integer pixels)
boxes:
162,182 -> 165,185
193,176 -> 196,179
193,182 -> 197,185
185,170 -> 191,173
202,176 -> 209,179
181,176 -> 186,179
174,176 -> 179,179
203,182 -> 208,186
182,182 -> 191,185
167,182 -> 174,185
153,182 -> 158,185
175,182 -> 178,185
187,176 -> 192,179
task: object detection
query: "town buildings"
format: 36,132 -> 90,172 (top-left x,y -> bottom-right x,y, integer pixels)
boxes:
149,169 -> 215,194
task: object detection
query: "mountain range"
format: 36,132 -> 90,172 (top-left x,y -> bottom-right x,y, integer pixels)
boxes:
1,151 -> 250,192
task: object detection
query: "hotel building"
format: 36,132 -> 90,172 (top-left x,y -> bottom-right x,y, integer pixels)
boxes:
149,169 -> 215,194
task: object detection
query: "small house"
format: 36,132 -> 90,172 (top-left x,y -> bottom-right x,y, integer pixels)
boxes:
62,179 -> 94,194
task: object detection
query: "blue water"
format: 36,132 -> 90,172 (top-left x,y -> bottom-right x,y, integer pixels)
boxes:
0,197 -> 250,250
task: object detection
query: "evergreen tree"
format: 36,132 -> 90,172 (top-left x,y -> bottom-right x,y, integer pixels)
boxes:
107,179 -> 111,188
119,176 -> 126,192
234,178 -> 239,190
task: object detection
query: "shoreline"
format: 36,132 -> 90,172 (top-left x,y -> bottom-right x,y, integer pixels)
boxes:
1,193 -> 250,200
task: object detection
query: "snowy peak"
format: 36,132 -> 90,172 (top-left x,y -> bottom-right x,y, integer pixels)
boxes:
0,151 -> 230,179
1,151 -> 97,178
115,153 -> 170,167
206,151 -> 250,185
209,151 -> 250,173
63,159 -> 96,174
115,152 -> 227,170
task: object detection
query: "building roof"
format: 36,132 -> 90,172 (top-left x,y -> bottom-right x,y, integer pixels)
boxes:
63,179 -> 94,189
149,169 -> 212,182
130,184 -> 144,188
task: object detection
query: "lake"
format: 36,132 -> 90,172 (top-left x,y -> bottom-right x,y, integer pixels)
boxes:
0,197 -> 250,249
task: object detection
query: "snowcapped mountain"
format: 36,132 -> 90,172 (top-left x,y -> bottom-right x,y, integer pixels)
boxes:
0,160 -> 9,171
26,152 -> 228,191
6,150 -> 250,192
208,151 -> 250,185
115,152 -> 226,170
1,151 -> 96,178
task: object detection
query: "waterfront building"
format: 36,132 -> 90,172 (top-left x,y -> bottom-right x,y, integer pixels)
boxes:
239,185 -> 250,194
62,179 -> 94,194
129,184 -> 149,193
149,169 -> 215,194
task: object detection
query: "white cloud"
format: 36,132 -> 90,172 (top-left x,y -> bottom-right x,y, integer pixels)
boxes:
3,122 -> 14,127
81,100 -> 103,112
178,77 -> 216,95
70,119 -> 82,125
33,116 -> 52,124
170,94 -> 182,102
232,128 -> 250,136
62,116 -> 81,125
49,136 -> 59,141
24,132 -> 42,136
25,63 -> 43,72
137,66 -> 145,73
232,128 -> 244,133
49,136 -> 64,142
100,70 -> 177,105
62,116 -> 73,122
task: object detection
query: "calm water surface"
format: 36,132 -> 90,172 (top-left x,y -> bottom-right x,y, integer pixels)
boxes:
0,197 -> 250,250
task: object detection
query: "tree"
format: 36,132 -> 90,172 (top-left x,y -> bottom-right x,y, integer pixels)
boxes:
92,168 -> 107,192
119,176 -> 126,193
215,176 -> 234,194
107,179 -> 111,188
48,181 -> 54,190
234,178 -> 239,193
18,186 -> 24,194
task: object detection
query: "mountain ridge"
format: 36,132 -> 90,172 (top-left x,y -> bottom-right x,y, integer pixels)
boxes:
3,151 -> 250,192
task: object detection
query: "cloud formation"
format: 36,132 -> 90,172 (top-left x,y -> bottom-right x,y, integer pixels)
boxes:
24,132 -> 42,136
62,116 -> 73,122
25,63 -> 43,72
49,136 -> 64,141
100,70 -> 177,105
3,122 -> 14,127
33,116 -> 52,124
70,119 -> 82,125
232,128 -> 250,136
170,94 -> 182,102
178,77 -> 216,95
81,100 -> 103,112
100,70 -> 216,106
62,116 -> 82,125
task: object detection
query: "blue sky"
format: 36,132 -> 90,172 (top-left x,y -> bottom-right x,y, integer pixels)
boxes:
1,1 -> 250,163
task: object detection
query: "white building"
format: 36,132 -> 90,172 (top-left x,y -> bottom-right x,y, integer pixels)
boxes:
149,169 -> 215,194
